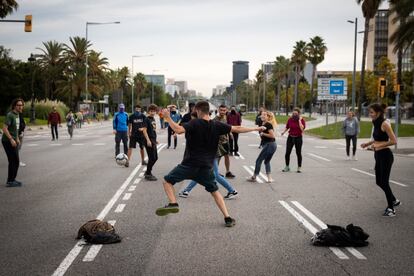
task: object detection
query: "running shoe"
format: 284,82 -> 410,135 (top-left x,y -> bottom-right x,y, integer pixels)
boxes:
234,152 -> 240,157
224,217 -> 236,227
393,199 -> 401,207
142,160 -> 148,165
225,172 -> 236,178
178,191 -> 189,198
224,191 -> 238,200
282,166 -> 290,172
246,176 -> 257,182
346,156 -> 351,161
19,162 -> 26,167
352,155 -> 358,161
297,167 -> 302,173
145,174 -> 157,181
156,203 -> 179,216
382,208 -> 396,217
6,181 -> 22,187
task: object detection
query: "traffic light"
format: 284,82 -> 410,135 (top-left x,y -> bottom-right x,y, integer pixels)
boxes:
378,77 -> 386,98
25,15 -> 32,32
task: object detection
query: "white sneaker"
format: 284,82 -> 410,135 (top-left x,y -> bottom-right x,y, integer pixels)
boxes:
19,162 -> 26,167
346,156 -> 351,161
352,155 -> 358,161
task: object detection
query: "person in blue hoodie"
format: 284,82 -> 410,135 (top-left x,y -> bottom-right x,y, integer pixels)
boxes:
113,103 -> 129,165
166,105 -> 182,149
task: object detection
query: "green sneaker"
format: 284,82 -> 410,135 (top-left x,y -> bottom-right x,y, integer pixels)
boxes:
156,203 -> 179,216
282,166 -> 290,172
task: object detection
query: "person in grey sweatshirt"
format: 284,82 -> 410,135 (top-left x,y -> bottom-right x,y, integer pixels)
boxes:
342,111 -> 360,160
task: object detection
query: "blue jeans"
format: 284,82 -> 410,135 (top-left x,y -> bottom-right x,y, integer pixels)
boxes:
183,158 -> 235,193
254,142 -> 277,175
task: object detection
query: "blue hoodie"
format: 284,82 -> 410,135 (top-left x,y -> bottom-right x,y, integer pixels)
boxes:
113,111 -> 129,132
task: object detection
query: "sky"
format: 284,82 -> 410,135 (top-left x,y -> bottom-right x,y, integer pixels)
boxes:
1,0 -> 389,97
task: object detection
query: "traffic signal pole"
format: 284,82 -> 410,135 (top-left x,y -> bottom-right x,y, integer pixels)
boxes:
0,15 -> 32,32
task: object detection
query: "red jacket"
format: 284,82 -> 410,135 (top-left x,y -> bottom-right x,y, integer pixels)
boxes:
286,117 -> 306,137
227,112 -> 241,126
48,111 -> 61,125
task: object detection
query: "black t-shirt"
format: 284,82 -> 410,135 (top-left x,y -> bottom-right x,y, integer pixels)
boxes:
182,119 -> 232,168
261,122 -> 275,144
180,112 -> 192,125
129,112 -> 146,137
144,116 -> 157,142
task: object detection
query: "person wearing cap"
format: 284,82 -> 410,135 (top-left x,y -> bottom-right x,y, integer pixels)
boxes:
113,103 -> 129,166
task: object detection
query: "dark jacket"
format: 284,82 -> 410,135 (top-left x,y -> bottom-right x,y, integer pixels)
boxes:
48,111 -> 61,125
227,111 -> 241,126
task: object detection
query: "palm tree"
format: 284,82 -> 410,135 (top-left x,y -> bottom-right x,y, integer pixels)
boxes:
291,40 -> 308,108
87,50 -> 110,99
0,0 -> 18,18
356,0 -> 383,118
133,72 -> 148,104
306,36 -> 328,117
273,56 -> 292,115
255,69 -> 264,110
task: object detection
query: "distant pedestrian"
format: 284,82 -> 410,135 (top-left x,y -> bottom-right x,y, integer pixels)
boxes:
142,104 -> 159,180
2,98 -> 24,187
361,103 -> 400,217
281,108 -> 306,173
127,105 -> 147,166
256,107 -> 266,149
48,106 -> 62,141
18,102 -> 26,167
113,103 -> 129,164
215,105 -> 235,178
180,102 -> 195,125
166,105 -> 181,149
247,111 -> 277,183
66,110 -> 75,140
227,105 -> 242,156
342,110 -> 359,160
76,112 -> 83,128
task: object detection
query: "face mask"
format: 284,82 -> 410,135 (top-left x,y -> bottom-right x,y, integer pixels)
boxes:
292,114 -> 299,120
171,110 -> 176,115
231,110 -> 236,115
119,108 -> 125,113
135,111 -> 141,115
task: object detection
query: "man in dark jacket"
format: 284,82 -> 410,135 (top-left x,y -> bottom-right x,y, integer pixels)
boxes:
226,106 -> 242,156
48,106 -> 62,141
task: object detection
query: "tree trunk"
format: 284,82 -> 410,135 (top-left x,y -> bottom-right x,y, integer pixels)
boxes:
309,64 -> 316,117
358,17 -> 370,120
294,65 -> 299,108
285,75 -> 289,116
397,47 -> 402,123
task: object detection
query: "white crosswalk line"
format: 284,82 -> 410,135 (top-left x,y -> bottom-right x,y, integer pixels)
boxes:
307,153 -> 331,162
351,168 -> 408,187
238,153 -> 245,160
249,166 -> 267,182
243,165 -> 263,183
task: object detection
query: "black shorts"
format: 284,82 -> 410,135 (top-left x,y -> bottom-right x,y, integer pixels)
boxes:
129,135 -> 145,149
164,164 -> 218,193
222,142 -> 230,155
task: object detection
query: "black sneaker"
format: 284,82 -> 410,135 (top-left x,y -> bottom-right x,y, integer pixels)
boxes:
178,191 -> 189,198
393,199 -> 401,207
142,160 -> 148,165
6,181 -> 22,187
224,191 -> 238,200
156,203 -> 179,216
224,217 -> 236,227
145,174 -> 157,181
234,152 -> 240,156
225,172 -> 235,178
382,208 -> 396,217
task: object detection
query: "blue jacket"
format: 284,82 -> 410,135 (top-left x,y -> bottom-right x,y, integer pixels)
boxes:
165,112 -> 181,127
113,112 -> 129,132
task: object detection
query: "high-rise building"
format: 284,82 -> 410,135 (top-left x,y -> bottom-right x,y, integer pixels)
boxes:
144,75 -> 165,90
232,61 -> 249,89
174,81 -> 188,94
212,85 -> 227,96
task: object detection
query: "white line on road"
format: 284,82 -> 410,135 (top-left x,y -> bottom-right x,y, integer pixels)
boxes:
128,185 -> 137,191
72,143 -> 84,146
291,201 -> 367,260
114,204 -> 126,213
26,144 -> 39,146
82,220 -> 117,262
133,178 -> 141,185
243,165 -> 263,183
248,144 -> 260,147
351,168 -> 408,187
307,153 -> 331,162
123,193 -> 132,201
314,146 -> 328,149
239,153 -> 245,160
93,143 -> 106,146
332,141 -> 346,146
139,172 -> 145,177
279,201 -> 349,260
336,147 -> 346,150
50,144 -> 62,146
249,166 -> 267,182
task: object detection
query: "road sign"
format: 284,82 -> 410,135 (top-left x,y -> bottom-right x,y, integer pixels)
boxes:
318,78 -> 347,101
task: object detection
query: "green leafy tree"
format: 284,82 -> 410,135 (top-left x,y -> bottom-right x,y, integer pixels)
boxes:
0,0 -> 18,18
291,40 -> 307,108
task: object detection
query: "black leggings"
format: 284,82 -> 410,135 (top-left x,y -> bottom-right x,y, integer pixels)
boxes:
229,132 -> 239,153
51,124 -> 58,140
285,136 -> 303,167
345,135 -> 357,156
2,140 -> 19,182
374,149 -> 396,209
167,126 -> 177,148
145,143 -> 158,175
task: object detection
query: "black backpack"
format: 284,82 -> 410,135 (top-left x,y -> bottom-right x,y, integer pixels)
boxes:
77,219 -> 122,244
311,224 -> 369,247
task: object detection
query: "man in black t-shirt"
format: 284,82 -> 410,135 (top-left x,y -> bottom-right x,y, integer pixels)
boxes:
127,105 -> 147,166
155,101 -> 265,227
180,102 -> 195,125
142,104 -> 159,181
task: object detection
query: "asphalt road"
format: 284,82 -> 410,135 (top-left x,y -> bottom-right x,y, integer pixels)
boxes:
0,118 -> 413,276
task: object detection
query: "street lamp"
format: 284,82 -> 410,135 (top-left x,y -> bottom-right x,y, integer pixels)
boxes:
85,21 -> 120,102
131,54 -> 153,112
348,18 -> 358,112
28,53 -> 41,123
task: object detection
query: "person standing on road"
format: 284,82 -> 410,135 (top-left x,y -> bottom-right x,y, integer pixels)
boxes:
18,103 -> 26,167
256,107 -> 266,149
2,98 -> 24,187
227,105 -> 242,156
166,105 -> 181,149
248,111 -> 277,183
215,104 -> 235,178
180,102 -> 195,125
342,110 -> 359,160
66,110 -> 75,140
156,101 -> 265,227
142,104 -> 159,181
113,103 -> 129,163
281,108 -> 306,173
128,105 -> 147,166
361,103 -> 400,217
48,106 -> 61,141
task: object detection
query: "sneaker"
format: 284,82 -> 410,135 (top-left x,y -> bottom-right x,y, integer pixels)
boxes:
141,160 -> 148,165
145,174 -> 157,181
234,152 -> 240,157
382,208 -> 396,217
346,156 -> 351,161
282,166 -> 290,172
266,177 -> 274,183
178,191 -> 189,198
224,217 -> 236,227
297,167 -> 302,173
225,172 -> 235,178
352,155 -> 358,161
6,181 -> 22,187
246,176 -> 257,182
156,203 -> 179,216
393,199 -> 401,207
19,162 -> 26,167
224,191 -> 238,200
124,161 -> 129,167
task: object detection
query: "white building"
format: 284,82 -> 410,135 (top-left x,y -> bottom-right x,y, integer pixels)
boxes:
212,85 -> 227,96
165,84 -> 180,96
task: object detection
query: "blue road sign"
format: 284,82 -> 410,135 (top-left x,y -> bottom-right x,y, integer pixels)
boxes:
329,80 -> 344,95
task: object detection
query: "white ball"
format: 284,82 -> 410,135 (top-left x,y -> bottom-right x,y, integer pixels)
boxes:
115,153 -> 128,166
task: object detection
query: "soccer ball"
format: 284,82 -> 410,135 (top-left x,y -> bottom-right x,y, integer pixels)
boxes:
115,153 -> 128,166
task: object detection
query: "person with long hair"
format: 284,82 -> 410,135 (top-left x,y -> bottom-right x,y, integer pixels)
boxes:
247,111 -> 277,183
342,110 -> 360,160
281,108 -> 305,173
361,103 -> 400,217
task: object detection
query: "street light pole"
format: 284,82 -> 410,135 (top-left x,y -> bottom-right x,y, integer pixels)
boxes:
131,54 -> 153,113
348,18 -> 358,112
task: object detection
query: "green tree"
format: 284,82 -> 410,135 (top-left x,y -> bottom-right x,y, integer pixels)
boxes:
133,72 -> 148,105
0,0 -> 18,18
272,55 -> 292,113
291,40 -> 307,108
87,50 -> 110,99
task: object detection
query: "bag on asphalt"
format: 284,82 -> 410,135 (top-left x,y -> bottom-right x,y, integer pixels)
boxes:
311,224 -> 369,247
76,219 -> 122,244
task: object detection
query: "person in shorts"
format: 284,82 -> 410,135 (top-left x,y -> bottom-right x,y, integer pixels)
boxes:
128,105 -> 147,166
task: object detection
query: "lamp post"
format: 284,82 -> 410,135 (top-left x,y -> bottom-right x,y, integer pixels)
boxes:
348,18 -> 358,112
85,21 -> 120,102
131,54 -> 153,112
28,53 -> 41,123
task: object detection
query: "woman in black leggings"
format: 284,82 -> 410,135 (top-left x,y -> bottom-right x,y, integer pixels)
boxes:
361,103 -> 399,217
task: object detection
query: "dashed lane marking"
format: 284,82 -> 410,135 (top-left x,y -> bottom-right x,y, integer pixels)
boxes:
114,204 -> 126,213
307,153 -> 331,162
50,144 -> 62,146
26,144 -> 39,147
82,220 -> 116,262
71,143 -> 84,146
351,168 -> 408,187
133,178 -> 141,185
93,143 -> 106,146
128,185 -> 137,192
123,193 -> 132,201
139,172 -> 145,177
314,146 -> 328,149
238,153 -> 245,160
242,165 -> 264,183
249,166 -> 267,182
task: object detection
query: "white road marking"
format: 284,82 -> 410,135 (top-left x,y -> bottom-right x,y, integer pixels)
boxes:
93,143 -> 106,146
133,178 -> 141,185
307,153 -> 331,162
238,153 -> 245,160
249,166 -> 268,182
139,172 -> 145,177
82,220 -> 117,262
72,143 -> 84,146
114,203 -> 126,213
351,168 -> 408,187
26,144 -> 39,147
291,201 -> 367,260
336,147 -> 346,150
141,166 -> 147,172
123,193 -> 132,200
50,144 -> 62,146
128,185 -> 137,191
243,165 -> 263,183
332,141 -> 346,146
279,201 -> 349,260
314,146 -> 328,149
248,144 -> 260,147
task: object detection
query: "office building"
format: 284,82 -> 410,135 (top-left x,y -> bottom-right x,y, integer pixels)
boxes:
144,75 -> 165,90
232,61 -> 249,89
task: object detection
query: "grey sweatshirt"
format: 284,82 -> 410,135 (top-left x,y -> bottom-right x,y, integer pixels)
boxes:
343,117 -> 360,136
